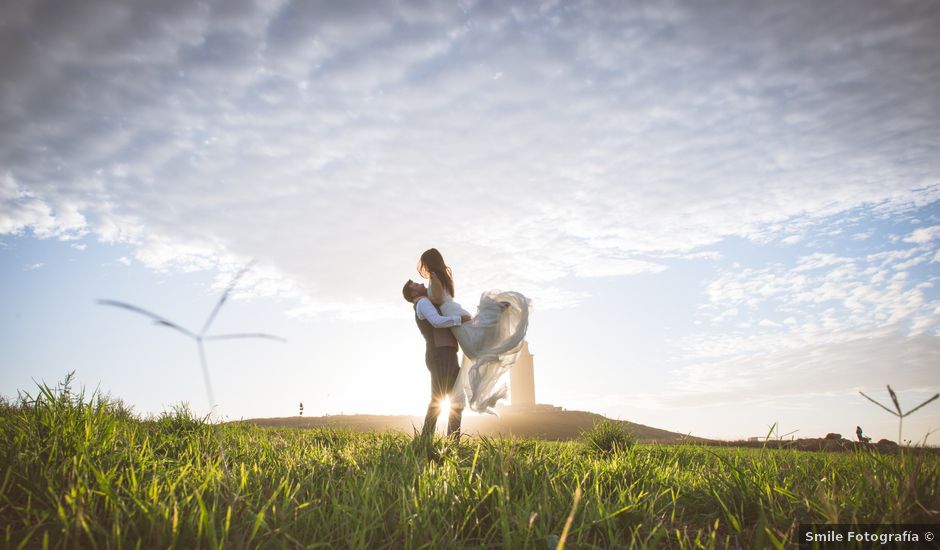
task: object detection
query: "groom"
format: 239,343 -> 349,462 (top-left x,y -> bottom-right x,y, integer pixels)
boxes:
402,279 -> 470,439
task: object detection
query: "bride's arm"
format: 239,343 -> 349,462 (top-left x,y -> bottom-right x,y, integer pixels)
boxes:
428,272 -> 445,305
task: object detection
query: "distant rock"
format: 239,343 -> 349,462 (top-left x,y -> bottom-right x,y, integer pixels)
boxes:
824,433 -> 842,440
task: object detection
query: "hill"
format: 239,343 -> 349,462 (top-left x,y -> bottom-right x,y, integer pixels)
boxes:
237,408 -> 698,443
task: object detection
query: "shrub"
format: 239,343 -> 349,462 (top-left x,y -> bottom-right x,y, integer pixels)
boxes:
580,419 -> 635,454
155,402 -> 205,435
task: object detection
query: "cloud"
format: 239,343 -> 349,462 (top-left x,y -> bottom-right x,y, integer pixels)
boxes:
0,173 -> 87,239
641,328 -> 940,409
663,208 -> 940,409
696,236 -> 939,358
904,225 -> 940,245
1,0 -> 939,314
573,257 -> 667,278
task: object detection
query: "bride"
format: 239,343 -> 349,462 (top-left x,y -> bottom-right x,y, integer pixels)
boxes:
418,248 -> 529,415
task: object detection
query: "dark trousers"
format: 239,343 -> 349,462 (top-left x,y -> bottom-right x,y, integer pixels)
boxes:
421,346 -> 463,438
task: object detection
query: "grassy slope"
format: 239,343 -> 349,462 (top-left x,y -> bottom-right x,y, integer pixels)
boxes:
3,384 -> 939,548
241,410 -> 695,443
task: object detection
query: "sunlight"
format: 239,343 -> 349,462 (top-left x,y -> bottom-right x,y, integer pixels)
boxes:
437,396 -> 451,425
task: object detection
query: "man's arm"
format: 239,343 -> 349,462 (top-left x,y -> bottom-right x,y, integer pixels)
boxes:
415,297 -> 464,328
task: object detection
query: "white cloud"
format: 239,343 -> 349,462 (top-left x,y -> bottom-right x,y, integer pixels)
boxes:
904,225 -> 940,245
646,329 -> 940,409
0,173 -> 87,239
692,223 -> 940,369
573,257 -> 667,278
1,0 -> 938,315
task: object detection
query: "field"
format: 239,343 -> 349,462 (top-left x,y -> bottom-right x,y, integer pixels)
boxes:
2,380 -> 939,549
242,409 -> 695,443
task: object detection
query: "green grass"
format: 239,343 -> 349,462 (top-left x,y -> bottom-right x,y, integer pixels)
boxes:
2,379 -> 938,549
580,420 -> 636,455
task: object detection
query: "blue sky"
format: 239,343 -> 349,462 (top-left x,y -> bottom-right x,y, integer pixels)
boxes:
1,0 -> 939,441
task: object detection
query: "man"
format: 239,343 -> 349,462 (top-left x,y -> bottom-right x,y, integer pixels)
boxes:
856,426 -> 871,443
402,279 -> 471,439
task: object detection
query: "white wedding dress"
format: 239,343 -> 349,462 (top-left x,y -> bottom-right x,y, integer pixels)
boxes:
432,282 -> 529,415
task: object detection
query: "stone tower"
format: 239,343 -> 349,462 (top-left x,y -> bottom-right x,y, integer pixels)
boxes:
509,341 -> 535,407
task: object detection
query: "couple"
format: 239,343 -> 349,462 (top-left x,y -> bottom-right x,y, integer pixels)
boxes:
402,248 -> 529,439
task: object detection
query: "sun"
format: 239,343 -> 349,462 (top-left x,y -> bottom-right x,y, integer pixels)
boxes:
437,396 -> 451,424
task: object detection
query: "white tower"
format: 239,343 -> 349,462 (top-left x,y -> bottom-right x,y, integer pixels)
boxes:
509,341 -> 535,407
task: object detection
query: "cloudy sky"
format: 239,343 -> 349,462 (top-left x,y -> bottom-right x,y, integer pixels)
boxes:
2,0 -> 939,441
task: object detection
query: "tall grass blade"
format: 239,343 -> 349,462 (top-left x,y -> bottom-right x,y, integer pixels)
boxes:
888,385 -> 903,416
197,341 -> 216,411
202,333 -> 287,342
902,393 -> 939,418
199,261 -> 254,336
97,300 -> 197,339
859,391 -> 899,416
556,481 -> 583,550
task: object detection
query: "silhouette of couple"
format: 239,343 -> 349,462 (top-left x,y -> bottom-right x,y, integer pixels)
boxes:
402,249 -> 529,439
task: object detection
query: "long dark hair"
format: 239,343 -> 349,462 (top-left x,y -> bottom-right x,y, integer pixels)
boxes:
418,248 -> 455,297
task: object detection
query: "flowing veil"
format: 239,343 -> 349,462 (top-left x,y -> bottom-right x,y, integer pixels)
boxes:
443,291 -> 529,415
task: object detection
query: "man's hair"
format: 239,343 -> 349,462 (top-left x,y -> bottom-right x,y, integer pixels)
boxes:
401,279 -> 415,303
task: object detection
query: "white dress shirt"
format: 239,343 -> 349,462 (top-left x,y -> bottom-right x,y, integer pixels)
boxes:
414,296 -> 463,328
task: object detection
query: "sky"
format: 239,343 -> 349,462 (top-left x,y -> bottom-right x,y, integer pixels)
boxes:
1,0 -> 939,441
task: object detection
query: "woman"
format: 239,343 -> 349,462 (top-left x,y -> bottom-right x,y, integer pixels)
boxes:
418,248 -> 529,414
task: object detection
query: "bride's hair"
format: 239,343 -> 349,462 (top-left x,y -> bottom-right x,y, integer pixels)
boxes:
418,248 -> 455,297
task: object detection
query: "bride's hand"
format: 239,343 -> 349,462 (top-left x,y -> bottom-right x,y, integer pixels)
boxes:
461,314 -> 472,323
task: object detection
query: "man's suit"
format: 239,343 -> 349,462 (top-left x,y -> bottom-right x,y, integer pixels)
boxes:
413,298 -> 463,438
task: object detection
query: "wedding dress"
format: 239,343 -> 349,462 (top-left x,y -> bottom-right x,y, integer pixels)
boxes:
432,282 -> 529,415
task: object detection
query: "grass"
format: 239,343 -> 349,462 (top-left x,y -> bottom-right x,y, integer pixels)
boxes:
2,379 -> 939,549
580,420 -> 636,455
